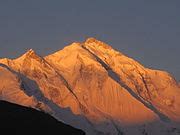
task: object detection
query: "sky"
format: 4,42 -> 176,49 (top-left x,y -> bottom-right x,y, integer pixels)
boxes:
0,0 -> 179,80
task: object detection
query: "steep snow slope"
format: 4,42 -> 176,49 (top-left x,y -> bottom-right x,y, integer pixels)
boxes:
83,38 -> 180,122
45,42 -> 157,124
0,38 -> 180,135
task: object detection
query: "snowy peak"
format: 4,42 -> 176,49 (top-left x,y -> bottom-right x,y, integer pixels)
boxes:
83,38 -> 123,62
45,42 -> 81,60
0,49 -> 39,66
45,42 -> 98,68
11,49 -> 49,71
85,37 -> 112,49
0,48 -> 54,77
25,49 -> 36,57
46,38 -> 113,63
15,49 -> 42,61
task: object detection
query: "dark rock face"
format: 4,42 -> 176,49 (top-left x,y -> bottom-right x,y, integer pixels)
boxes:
0,100 -> 85,135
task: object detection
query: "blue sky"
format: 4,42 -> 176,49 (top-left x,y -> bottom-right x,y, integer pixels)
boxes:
0,0 -> 179,80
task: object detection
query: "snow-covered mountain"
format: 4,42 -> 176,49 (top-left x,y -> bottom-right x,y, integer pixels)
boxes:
0,38 -> 180,135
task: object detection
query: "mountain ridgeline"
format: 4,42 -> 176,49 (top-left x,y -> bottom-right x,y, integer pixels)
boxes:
0,38 -> 180,135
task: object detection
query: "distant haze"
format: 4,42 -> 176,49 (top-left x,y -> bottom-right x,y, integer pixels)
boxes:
0,1 -> 179,80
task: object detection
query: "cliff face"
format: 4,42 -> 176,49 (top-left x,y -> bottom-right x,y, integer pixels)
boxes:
0,38 -> 180,135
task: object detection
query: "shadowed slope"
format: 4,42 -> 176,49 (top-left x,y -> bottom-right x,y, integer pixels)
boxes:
0,100 -> 85,135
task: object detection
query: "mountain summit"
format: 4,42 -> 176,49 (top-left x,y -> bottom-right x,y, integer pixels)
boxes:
0,38 -> 180,135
